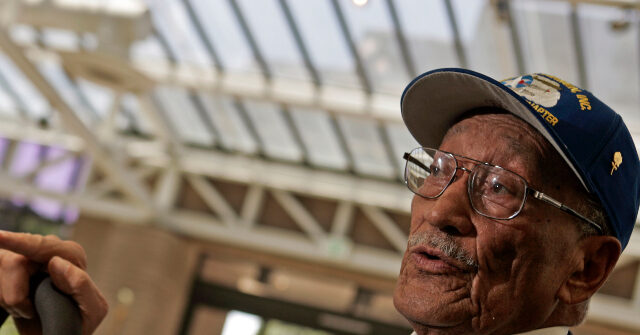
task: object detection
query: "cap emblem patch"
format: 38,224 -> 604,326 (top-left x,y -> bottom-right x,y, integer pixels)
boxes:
501,75 -> 561,108
610,152 -> 623,175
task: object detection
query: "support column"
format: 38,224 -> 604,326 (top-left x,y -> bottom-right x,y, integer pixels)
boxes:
71,216 -> 199,335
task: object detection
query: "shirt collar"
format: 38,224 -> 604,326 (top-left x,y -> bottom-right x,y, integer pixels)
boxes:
410,327 -> 569,335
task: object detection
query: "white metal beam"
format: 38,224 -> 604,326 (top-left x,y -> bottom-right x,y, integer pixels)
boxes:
85,165 -> 157,199
153,165 -> 181,212
271,189 -> 327,244
2,0 -> 152,55
0,121 -> 84,152
360,205 -> 407,253
136,92 -> 183,151
240,185 -> 264,228
625,228 -> 640,257
0,172 -> 151,223
172,147 -> 412,213
1,139 -> 18,172
97,90 -> 123,140
165,210 -> 402,279
135,62 -> 401,123
331,201 -> 354,237
185,174 -> 238,226
19,151 -> 77,181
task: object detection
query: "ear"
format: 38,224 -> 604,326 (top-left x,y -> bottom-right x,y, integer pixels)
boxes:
557,236 -> 621,304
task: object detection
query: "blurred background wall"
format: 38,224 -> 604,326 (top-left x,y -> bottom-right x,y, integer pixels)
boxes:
0,0 -> 637,334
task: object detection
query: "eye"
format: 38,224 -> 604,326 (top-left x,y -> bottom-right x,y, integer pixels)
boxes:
429,165 -> 440,176
490,180 -> 510,195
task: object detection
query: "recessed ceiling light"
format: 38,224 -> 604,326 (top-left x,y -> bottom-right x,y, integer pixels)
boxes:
353,0 -> 368,7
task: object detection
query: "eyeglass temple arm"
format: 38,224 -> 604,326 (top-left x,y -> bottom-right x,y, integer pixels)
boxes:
403,153 -> 430,171
530,190 -> 604,234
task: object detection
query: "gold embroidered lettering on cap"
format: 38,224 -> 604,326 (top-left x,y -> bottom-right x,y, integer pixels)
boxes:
611,152 -> 623,175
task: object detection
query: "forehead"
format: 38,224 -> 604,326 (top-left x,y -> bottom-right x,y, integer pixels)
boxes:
440,114 -> 549,180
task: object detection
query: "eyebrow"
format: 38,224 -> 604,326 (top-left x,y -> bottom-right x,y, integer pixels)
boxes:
498,134 -> 550,186
503,136 -> 529,156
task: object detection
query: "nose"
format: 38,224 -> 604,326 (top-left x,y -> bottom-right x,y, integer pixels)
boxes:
412,170 -> 475,236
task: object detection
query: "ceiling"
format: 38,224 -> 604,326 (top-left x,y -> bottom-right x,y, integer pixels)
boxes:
0,0 -> 639,330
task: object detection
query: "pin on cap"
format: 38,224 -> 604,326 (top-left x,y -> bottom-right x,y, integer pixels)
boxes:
400,68 -> 640,250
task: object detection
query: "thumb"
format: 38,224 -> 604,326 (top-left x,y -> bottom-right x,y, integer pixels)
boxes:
48,256 -> 108,335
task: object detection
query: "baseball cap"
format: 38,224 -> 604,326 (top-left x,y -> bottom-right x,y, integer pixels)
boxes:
400,68 -> 640,250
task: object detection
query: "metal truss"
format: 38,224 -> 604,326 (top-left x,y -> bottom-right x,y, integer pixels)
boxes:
0,118 -> 410,276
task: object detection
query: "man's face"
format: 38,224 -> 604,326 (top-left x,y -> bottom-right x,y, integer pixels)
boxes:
393,114 -> 583,335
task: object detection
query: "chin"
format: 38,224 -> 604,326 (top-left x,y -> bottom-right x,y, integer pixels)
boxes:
393,268 -> 475,334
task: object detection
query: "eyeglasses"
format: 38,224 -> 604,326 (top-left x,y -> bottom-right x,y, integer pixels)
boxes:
403,147 -> 603,234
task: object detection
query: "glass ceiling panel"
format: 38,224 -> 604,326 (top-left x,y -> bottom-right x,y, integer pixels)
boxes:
394,0 -> 460,71
285,0 -> 360,88
195,94 -> 258,154
288,108 -> 348,170
76,79 -> 133,132
33,147 -> 78,220
187,0 -> 260,74
241,100 -> 302,162
9,142 -> 43,208
38,59 -> 98,126
337,116 -> 395,178
451,0 -> 519,79
384,123 -> 418,180
152,86 -> 215,146
577,4 -> 640,128
9,142 -> 41,179
511,0 -> 579,83
337,0 -> 409,94
0,84 -> 20,120
0,72 -> 27,116
145,0 -> 213,66
235,0 -> 310,81
75,79 -> 112,119
0,53 -> 50,119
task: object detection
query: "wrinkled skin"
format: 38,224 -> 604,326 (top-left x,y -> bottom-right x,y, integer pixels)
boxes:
393,113 -> 620,335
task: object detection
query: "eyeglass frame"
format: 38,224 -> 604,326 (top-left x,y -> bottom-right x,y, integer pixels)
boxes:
402,147 -> 604,234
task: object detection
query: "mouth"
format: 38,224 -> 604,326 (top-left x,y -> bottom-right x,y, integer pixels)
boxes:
410,246 -> 473,274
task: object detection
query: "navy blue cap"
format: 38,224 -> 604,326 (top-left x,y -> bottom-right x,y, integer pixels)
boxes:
400,68 -> 640,250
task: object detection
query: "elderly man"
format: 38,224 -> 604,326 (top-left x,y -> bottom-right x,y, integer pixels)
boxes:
393,69 -> 640,335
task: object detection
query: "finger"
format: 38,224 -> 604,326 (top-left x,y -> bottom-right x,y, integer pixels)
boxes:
0,249 -> 39,275
48,256 -> 108,335
0,252 -> 36,319
0,232 -> 87,269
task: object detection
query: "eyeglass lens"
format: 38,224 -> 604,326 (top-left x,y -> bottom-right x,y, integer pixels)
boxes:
404,148 -> 527,220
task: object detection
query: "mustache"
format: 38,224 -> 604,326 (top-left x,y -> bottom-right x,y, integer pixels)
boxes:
408,232 -> 479,270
